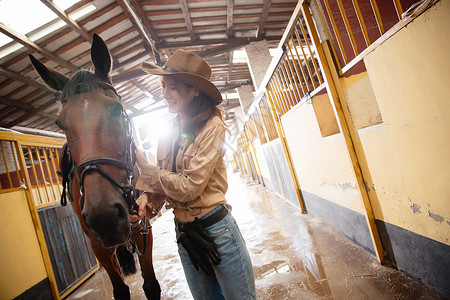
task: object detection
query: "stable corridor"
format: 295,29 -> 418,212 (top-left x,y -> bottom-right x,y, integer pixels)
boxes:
67,171 -> 443,300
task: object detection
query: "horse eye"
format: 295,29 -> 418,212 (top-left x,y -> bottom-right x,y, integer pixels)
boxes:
111,103 -> 123,117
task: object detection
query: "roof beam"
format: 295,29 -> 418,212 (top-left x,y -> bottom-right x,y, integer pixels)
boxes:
256,0 -> 272,37
0,66 -> 57,93
0,96 -> 56,120
227,0 -> 234,38
116,0 -> 161,65
40,0 -> 93,43
0,22 -> 78,72
128,0 -> 161,45
179,0 -> 196,41
3,98 -> 57,128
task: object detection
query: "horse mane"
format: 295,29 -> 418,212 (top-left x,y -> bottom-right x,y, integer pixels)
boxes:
60,69 -> 101,103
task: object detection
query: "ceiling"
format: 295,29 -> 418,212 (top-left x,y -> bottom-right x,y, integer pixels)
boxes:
0,0 -> 298,133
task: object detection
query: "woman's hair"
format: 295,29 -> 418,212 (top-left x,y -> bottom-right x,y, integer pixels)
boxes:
182,83 -> 224,134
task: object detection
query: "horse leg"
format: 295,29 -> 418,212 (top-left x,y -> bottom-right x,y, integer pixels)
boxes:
90,238 -> 131,300
134,226 -> 161,299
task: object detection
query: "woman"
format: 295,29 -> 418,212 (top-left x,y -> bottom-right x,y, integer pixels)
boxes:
131,49 -> 256,300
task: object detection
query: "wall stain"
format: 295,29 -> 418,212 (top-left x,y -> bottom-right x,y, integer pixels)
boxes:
428,210 -> 444,223
410,203 -> 421,214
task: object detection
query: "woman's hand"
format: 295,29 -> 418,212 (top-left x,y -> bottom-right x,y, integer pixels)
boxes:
129,192 -> 159,223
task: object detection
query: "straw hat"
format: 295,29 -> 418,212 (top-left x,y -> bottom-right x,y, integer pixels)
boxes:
140,49 -> 222,105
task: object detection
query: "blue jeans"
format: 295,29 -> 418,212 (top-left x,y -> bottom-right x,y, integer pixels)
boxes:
175,205 -> 256,300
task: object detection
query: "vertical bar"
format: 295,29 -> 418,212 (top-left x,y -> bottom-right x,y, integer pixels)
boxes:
35,147 -> 52,205
290,29 -> 314,90
268,81 -> 285,115
10,141 -> 22,186
0,141 -> 13,188
313,0 -> 342,71
42,147 -> 57,202
28,146 -> 44,206
49,148 -> 62,194
286,39 -> 307,95
282,57 -> 301,105
336,0 -> 359,55
274,73 -> 290,114
279,63 -> 296,109
284,51 -> 304,103
393,0 -> 403,20
370,0 -> 385,35
322,0 -> 348,63
351,0 -> 371,47
298,20 -> 323,85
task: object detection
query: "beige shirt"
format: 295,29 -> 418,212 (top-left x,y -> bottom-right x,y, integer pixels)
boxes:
135,115 -> 228,221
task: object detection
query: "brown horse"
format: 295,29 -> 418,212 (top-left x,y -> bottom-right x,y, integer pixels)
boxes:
29,34 -> 160,299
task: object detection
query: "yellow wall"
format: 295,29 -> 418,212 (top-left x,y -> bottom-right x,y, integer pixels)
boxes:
282,97 -> 364,213
0,190 -> 47,299
348,0 -> 450,245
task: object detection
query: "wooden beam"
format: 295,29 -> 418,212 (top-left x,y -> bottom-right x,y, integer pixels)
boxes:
226,0 -> 234,38
129,0 -> 161,44
257,0 -> 272,37
3,98 -> 57,128
112,69 -> 147,84
179,0 -> 196,41
0,22 -> 78,72
40,0 -> 93,43
116,0 -> 161,64
0,67 -> 58,93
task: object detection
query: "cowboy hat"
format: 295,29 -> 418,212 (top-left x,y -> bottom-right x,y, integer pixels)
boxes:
140,49 -> 222,105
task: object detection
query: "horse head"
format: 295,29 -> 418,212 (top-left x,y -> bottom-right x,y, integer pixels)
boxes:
29,34 -> 135,247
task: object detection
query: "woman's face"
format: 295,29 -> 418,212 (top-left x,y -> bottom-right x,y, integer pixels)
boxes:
160,76 -> 199,115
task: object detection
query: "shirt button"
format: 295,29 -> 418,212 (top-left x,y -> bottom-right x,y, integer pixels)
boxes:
177,165 -> 182,169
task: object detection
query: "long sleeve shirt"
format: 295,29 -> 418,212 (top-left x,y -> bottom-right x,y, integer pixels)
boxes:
135,115 -> 228,220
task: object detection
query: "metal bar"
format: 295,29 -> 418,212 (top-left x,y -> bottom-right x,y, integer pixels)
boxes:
286,39 -> 307,96
298,20 -> 323,85
291,28 -> 315,90
10,141 -> 22,187
28,146 -> 44,206
0,142 -> 13,188
283,54 -> 302,107
268,81 -> 285,116
272,75 -> 289,115
42,147 -> 57,203
351,0 -> 371,47
322,0 -> 348,63
292,28 -> 314,90
49,148 -> 62,194
284,49 -> 304,103
336,0 -> 359,55
313,0 -> 342,71
279,63 -> 296,109
370,0 -> 385,35
393,0 -> 403,21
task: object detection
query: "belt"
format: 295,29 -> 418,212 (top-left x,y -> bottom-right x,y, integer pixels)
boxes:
176,205 -> 228,229
201,205 -> 228,228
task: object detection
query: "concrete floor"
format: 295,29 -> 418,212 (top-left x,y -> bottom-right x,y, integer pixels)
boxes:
67,172 -> 444,300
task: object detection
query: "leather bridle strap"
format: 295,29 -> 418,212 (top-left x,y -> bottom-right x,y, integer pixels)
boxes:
76,157 -> 137,211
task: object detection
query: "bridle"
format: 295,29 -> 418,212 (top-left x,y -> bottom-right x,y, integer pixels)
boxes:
59,81 -> 150,255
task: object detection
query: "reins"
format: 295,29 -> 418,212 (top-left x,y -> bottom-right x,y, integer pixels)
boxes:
58,81 -> 150,255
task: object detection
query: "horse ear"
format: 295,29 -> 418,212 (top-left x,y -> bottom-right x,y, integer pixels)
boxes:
29,54 -> 69,91
91,33 -> 112,81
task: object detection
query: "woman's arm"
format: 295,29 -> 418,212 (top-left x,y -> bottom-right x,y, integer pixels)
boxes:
135,124 -> 226,202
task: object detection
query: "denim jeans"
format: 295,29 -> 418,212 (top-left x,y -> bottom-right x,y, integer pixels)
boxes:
175,205 -> 256,300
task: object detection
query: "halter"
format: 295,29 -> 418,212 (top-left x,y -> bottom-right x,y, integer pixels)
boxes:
58,81 -> 150,254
